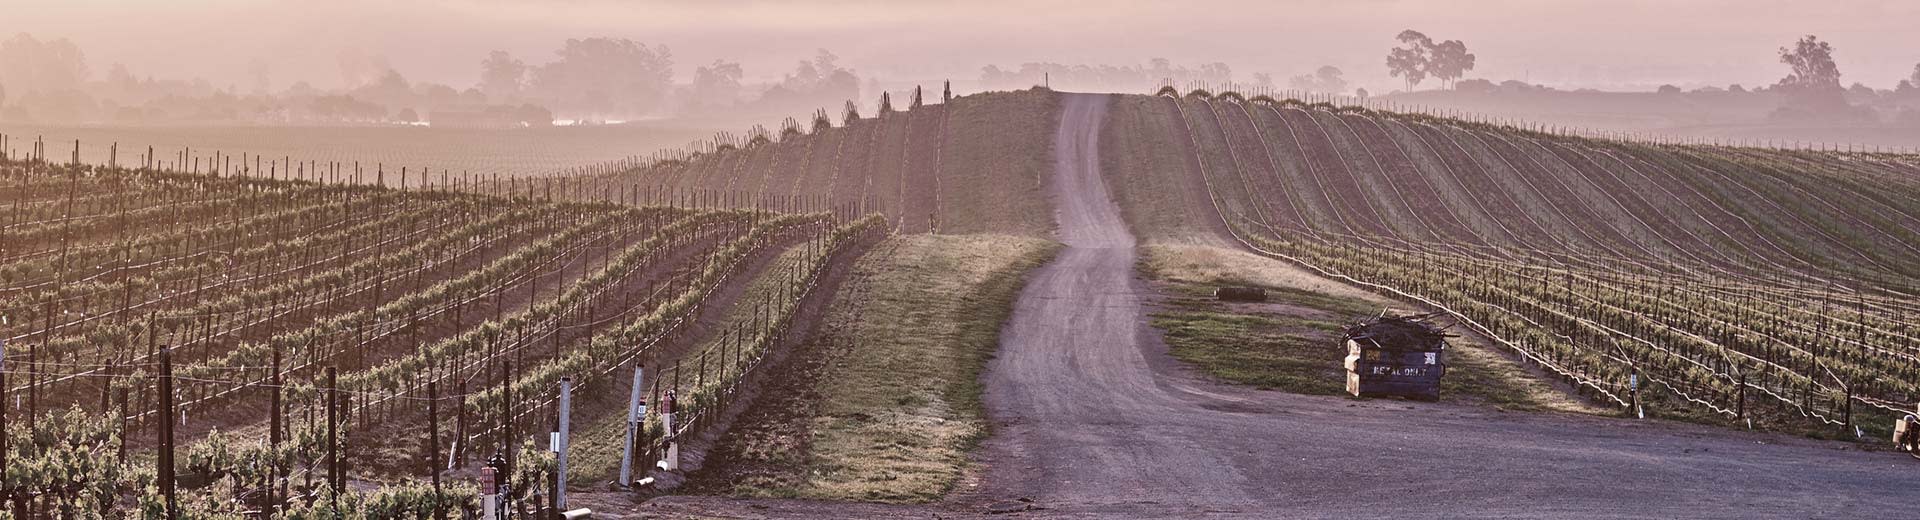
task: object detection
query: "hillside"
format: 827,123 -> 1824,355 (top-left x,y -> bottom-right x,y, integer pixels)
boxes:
590,88 -> 1059,237
1098,90 -> 1919,433
577,87 -> 1918,434
11,86 -> 1916,516
626,91 -> 1920,518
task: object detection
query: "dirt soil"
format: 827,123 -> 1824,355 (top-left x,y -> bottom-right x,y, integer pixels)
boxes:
962,93 -> 1916,518
591,93 -> 1918,518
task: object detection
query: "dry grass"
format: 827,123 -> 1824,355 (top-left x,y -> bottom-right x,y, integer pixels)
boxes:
1141,244 -> 1603,414
702,234 -> 1057,502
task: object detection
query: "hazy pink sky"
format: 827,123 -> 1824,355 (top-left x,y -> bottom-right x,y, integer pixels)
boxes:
3,0 -> 1916,93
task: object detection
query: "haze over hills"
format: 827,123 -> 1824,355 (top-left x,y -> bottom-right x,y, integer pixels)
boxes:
587,87 -> 1919,439
5,0 -> 1919,151
4,2 -> 1919,517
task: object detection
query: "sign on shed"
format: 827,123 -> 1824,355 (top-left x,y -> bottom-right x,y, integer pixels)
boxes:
1342,312 -> 1454,401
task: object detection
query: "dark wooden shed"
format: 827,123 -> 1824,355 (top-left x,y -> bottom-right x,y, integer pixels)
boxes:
1342,312 -> 1452,401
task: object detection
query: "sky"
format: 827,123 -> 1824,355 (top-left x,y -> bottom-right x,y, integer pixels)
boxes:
3,0 -> 1916,94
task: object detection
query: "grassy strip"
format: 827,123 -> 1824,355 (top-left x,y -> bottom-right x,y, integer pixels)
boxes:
699,234 -> 1058,502
1141,244 -> 1595,413
1152,283 -> 1368,396
805,234 -> 1058,501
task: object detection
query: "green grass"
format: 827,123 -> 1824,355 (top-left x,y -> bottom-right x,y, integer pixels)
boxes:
1141,244 -> 1595,413
1154,283 -> 1367,395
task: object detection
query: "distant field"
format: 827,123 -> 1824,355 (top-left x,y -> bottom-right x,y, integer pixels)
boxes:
0,122 -> 719,177
1382,90 -> 1920,150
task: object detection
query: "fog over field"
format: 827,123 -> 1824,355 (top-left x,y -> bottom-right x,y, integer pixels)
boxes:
3,0 -> 1917,152
5,3 -> 1920,519
7,0 -> 1918,91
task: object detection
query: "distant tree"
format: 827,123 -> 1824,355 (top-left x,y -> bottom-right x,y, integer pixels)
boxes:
1288,66 -> 1347,94
1454,78 -> 1496,93
1197,62 -> 1234,84
1776,35 -> 1842,93
878,91 -> 893,115
758,49 -> 859,110
458,87 -> 487,105
1657,84 -> 1681,94
686,59 -> 743,109
1899,79 -> 1915,93
1909,62 -> 1920,89
530,38 -> 674,118
1728,84 -> 1748,93
1251,72 -> 1275,92
516,104 -> 553,127
395,107 -> 418,123
353,69 -> 414,113
1354,87 -> 1369,102
480,51 -> 527,103
1427,39 -> 1476,89
308,95 -> 385,122
1386,30 -> 1431,92
1847,82 -> 1876,98
979,64 -> 1007,84
1773,35 -> 1852,116
943,80 -> 951,103
0,33 -> 89,96
1148,57 -> 1174,80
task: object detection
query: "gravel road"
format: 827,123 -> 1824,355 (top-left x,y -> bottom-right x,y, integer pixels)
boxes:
967,92 -> 1917,518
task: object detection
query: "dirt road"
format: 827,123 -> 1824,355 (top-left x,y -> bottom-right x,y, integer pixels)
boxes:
970,93 -> 1916,518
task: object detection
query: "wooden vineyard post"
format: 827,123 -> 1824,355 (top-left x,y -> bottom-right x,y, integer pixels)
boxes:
454,380 -> 468,470
269,342 -> 283,513
0,338 -> 7,501
555,377 -> 572,511
1736,372 -> 1747,423
32,297 -> 53,419
326,367 -> 341,496
1842,383 -> 1852,434
645,379 -> 660,468
503,360 -> 515,474
159,347 -> 178,520
428,381 -> 442,491
118,386 -> 129,463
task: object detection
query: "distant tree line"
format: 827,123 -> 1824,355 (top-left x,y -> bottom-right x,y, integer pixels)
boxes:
977,59 -> 1235,93
0,33 -> 864,126
667,50 -> 860,118
1389,31 -> 1920,125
